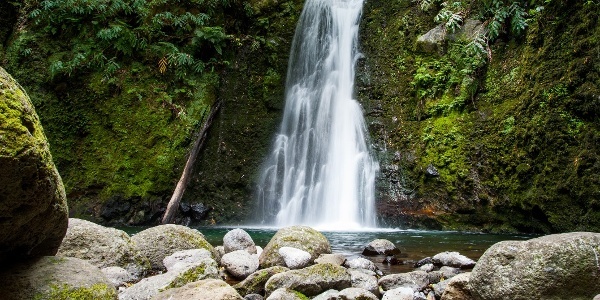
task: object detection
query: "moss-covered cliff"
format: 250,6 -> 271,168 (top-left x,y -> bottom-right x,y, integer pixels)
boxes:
359,0 -> 599,233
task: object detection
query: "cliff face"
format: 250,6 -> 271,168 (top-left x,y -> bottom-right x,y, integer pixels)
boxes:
1,0 -> 598,233
358,0 -> 599,232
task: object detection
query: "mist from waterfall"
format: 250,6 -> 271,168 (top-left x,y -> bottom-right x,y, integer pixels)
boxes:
255,0 -> 378,230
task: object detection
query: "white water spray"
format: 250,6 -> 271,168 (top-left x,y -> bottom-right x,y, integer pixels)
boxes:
256,0 -> 378,230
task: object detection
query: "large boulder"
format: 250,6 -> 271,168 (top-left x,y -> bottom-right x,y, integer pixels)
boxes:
130,224 -> 214,270
0,256 -> 116,300
266,288 -> 308,300
348,269 -> 379,296
265,263 -> 351,297
119,257 -> 219,300
163,248 -> 213,273
234,266 -> 289,296
260,226 -> 331,268
223,228 -> 257,254
57,218 -> 150,277
279,246 -> 312,269
0,67 -> 68,262
469,232 -> 600,299
153,279 -> 243,300
221,250 -> 260,279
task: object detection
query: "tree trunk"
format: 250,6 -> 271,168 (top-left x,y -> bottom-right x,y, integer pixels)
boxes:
161,100 -> 222,224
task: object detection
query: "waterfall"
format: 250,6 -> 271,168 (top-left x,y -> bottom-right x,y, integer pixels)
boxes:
256,0 -> 378,230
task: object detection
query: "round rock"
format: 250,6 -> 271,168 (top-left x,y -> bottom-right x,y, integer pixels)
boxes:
441,272 -> 471,300
153,279 -> 243,300
344,257 -> 377,272
259,226 -> 331,268
221,250 -> 260,279
131,224 -> 214,270
279,246 -> 311,269
362,239 -> 400,256
432,251 -> 476,269
382,287 -> 415,300
224,228 -> 256,254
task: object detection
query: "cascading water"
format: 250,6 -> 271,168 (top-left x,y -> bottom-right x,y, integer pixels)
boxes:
256,0 -> 378,230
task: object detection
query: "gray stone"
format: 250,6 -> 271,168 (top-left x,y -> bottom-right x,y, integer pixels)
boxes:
265,263 -> 351,297
131,224 -> 214,270
215,246 -> 225,263
221,250 -> 260,279
244,294 -> 264,300
344,257 -> 377,272
224,228 -> 256,254
338,287 -> 379,300
441,273 -> 472,300
234,266 -> 289,296
432,251 -> 476,269
0,256 -> 116,300
433,279 -> 449,298
362,239 -> 400,256
382,287 -> 414,300
102,266 -> 136,288
315,253 -> 346,266
0,67 -> 68,263
594,295 -> 600,300
415,257 -> 433,268
260,226 -> 331,268
153,279 -> 243,300
469,232 -> 600,300
416,25 -> 446,54
439,266 -> 461,278
120,258 -> 219,300
279,246 -> 311,269
348,269 -> 379,296
426,270 -> 444,284
378,270 -> 429,292
266,288 -> 307,300
163,248 -> 213,273
57,218 -> 150,277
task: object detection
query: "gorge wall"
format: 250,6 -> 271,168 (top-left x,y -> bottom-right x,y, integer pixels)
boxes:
1,0 -> 598,233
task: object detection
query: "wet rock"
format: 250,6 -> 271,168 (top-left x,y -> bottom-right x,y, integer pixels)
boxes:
153,279 -> 243,300
315,253 -> 346,266
130,224 -> 214,271
382,287 -> 415,300
266,288 -> 307,300
415,257 -> 433,268
265,263 -> 351,297
57,218 -> 150,278
379,270 -> 429,292
221,250 -> 260,279
338,287 -> 379,300
0,256 -> 116,300
224,228 -> 256,254
382,255 -> 400,265
344,257 -> 377,272
362,239 -> 400,256
0,67 -> 68,263
190,203 -> 211,220
260,226 -> 331,268
469,232 -> 600,299
163,248 -> 213,273
279,246 -> 311,269
348,269 -> 379,296
432,251 -> 476,269
234,266 -> 289,296
441,273 -> 472,300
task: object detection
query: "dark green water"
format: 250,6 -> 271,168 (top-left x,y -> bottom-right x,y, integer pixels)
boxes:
121,226 -> 536,274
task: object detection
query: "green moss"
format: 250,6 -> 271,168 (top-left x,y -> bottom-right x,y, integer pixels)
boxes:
165,266 -> 208,289
292,290 -> 309,300
35,283 -> 116,300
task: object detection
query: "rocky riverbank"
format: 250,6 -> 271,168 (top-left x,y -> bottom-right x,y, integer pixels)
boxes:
1,220 -> 598,300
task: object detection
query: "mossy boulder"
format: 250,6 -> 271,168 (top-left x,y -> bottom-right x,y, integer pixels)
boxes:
57,218 -> 151,278
265,263 -> 351,297
259,226 -> 331,268
0,67 -> 68,263
130,224 -> 214,270
153,279 -> 243,300
233,266 -> 289,296
469,232 -> 600,300
0,256 -> 117,300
